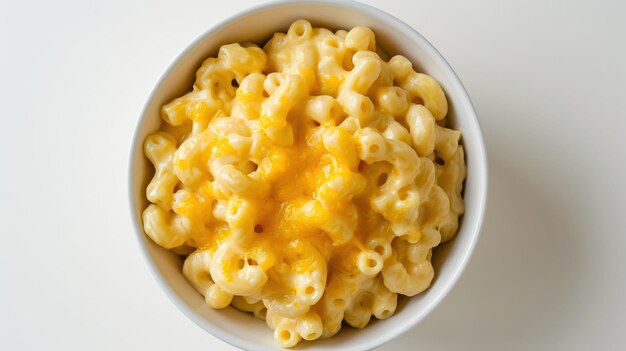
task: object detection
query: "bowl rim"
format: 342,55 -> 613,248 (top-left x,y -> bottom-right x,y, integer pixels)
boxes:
128,0 -> 488,350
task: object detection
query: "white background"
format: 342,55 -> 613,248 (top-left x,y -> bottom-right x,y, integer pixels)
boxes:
1,0 -> 625,350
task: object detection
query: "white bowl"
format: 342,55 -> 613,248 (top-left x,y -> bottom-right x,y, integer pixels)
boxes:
128,1 -> 488,350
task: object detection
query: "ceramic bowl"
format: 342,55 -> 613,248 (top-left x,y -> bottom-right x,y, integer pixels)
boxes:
129,1 -> 488,350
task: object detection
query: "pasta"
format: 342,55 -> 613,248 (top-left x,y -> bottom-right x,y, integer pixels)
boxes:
142,19 -> 466,347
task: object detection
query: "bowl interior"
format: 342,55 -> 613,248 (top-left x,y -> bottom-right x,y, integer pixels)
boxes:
129,1 -> 486,350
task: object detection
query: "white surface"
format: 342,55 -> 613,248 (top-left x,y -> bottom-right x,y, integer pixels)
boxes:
0,0 -> 624,350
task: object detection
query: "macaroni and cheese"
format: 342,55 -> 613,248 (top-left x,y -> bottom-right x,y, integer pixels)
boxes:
143,19 -> 466,347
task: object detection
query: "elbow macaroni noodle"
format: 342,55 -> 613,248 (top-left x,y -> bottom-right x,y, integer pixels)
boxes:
142,20 -> 466,348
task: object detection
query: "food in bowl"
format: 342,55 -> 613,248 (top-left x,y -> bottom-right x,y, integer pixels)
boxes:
141,19 -> 466,348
